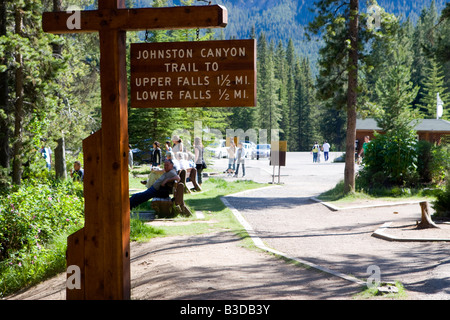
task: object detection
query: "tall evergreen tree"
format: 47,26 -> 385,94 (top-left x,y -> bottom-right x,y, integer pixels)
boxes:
411,0 -> 439,109
418,57 -> 449,118
372,46 -> 420,132
293,58 -> 316,151
308,0 -> 360,193
255,34 -> 282,140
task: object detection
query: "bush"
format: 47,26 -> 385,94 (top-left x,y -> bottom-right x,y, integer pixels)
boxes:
433,177 -> 450,219
417,140 -> 450,184
359,129 -> 418,188
0,179 -> 84,262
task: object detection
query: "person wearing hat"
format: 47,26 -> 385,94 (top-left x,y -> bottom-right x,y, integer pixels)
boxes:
171,135 -> 184,155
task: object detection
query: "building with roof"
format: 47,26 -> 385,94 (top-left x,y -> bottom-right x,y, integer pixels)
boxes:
355,118 -> 450,152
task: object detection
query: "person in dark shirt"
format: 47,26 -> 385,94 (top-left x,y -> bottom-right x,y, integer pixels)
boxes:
71,161 -> 84,182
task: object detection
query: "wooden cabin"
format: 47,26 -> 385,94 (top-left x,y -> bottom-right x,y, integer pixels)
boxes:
355,118 -> 450,153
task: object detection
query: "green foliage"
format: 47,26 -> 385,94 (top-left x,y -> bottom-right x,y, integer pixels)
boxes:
358,129 -> 419,188
433,177 -> 450,218
417,57 -> 449,118
130,218 -> 165,242
0,176 -> 84,297
416,140 -> 450,183
0,178 -> 84,262
371,42 -> 420,132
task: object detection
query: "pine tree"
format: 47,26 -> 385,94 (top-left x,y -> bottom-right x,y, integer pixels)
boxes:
255,34 -> 282,141
418,57 -> 449,119
411,0 -> 439,109
373,46 -> 420,132
292,58 -> 317,151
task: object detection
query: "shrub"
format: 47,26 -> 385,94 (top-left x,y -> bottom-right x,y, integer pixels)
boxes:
0,179 -> 84,262
417,140 -> 450,184
359,129 -> 418,188
433,177 -> 450,219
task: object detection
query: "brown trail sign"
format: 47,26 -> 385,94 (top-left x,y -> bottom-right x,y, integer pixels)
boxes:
130,39 -> 256,108
42,0 -> 237,300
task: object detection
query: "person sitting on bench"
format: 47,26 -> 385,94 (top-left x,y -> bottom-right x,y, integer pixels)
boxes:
130,159 -> 180,210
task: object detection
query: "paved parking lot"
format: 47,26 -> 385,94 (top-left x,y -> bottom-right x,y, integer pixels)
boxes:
212,152 -> 450,300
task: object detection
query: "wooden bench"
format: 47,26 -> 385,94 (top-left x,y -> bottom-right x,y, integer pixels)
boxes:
179,167 -> 201,193
151,181 -> 192,218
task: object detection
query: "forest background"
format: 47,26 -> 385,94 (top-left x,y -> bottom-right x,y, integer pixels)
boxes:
0,0 -> 449,184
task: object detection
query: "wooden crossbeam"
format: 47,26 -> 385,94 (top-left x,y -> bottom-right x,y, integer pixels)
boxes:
43,5 -> 228,33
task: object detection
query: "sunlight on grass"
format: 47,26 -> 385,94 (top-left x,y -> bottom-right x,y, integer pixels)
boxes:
130,177 -> 269,245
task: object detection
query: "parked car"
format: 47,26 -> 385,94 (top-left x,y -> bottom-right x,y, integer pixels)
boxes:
205,139 -> 228,158
242,142 -> 255,158
131,139 -> 154,165
251,144 -> 271,160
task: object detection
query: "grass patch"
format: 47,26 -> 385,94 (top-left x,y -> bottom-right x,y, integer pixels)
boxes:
354,281 -> 408,300
130,218 -> 165,242
130,177 -> 268,247
318,180 -> 437,205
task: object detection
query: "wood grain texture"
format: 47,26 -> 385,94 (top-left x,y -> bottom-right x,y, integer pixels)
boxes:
42,5 -> 227,33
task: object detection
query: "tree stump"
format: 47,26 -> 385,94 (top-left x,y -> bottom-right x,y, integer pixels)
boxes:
417,201 -> 439,229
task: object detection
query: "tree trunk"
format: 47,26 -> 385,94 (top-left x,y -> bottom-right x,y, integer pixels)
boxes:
52,0 -> 67,180
55,137 -> 67,180
0,0 -> 10,169
344,0 -> 359,194
417,201 -> 439,229
12,6 -> 23,185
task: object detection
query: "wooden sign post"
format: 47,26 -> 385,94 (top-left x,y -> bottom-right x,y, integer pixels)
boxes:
270,141 -> 287,184
42,0 -> 228,300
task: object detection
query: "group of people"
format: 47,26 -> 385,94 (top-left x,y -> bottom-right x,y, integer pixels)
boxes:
311,141 -> 331,163
225,140 -> 246,177
149,135 -> 206,184
129,135 -> 206,210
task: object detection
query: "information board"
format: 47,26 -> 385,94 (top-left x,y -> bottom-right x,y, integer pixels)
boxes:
270,141 -> 287,167
130,39 -> 256,108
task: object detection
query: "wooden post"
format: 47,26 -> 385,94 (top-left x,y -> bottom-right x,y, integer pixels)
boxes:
42,1 -> 228,300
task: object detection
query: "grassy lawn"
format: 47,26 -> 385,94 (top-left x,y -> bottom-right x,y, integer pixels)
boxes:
129,175 -> 269,249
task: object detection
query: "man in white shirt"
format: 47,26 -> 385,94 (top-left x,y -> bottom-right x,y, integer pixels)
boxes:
130,159 -> 180,209
322,141 -> 330,161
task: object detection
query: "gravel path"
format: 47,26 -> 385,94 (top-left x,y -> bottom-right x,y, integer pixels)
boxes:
220,152 -> 450,300
7,152 -> 450,300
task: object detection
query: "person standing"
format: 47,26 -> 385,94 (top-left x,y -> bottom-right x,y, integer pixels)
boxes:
227,140 -> 236,172
234,142 -> 245,177
312,142 -> 320,163
128,144 -> 133,168
322,141 -> 330,161
194,137 -> 205,186
152,141 -> 162,167
357,136 -> 370,164
40,145 -> 52,170
171,135 -> 184,156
